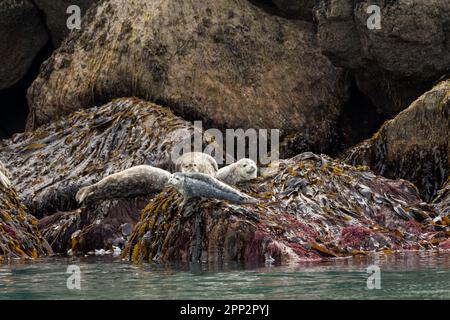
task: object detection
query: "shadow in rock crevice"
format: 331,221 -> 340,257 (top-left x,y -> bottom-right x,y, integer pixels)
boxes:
0,39 -> 54,140
334,77 -> 386,158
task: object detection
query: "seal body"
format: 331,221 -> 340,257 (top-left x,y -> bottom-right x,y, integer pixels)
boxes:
216,158 -> 257,185
0,161 -> 11,188
175,152 -> 218,176
167,172 -> 257,204
76,165 -> 172,204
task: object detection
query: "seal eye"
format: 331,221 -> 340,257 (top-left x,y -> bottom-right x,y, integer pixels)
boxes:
243,164 -> 247,168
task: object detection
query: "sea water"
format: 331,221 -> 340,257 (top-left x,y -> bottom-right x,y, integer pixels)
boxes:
0,252 -> 449,300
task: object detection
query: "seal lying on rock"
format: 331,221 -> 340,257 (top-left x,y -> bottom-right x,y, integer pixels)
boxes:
76,165 -> 172,204
167,172 -> 258,205
216,158 -> 258,185
0,162 -> 11,188
175,152 -> 218,176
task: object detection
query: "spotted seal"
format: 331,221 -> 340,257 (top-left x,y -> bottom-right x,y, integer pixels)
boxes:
215,158 -> 257,185
76,165 -> 172,204
167,172 -> 257,205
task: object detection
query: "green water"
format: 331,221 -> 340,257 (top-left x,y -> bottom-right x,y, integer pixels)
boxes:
0,252 -> 449,299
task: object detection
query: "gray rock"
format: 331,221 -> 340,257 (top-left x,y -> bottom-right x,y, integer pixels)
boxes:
33,0 -> 98,46
0,0 -> 48,90
27,0 -> 349,157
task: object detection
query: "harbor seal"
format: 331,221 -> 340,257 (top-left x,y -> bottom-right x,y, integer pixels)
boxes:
167,172 -> 258,205
0,161 -> 11,188
216,158 -> 257,185
76,165 -> 172,204
175,152 -> 218,176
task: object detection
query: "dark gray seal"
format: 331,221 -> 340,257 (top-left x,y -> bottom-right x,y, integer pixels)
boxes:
167,172 -> 257,205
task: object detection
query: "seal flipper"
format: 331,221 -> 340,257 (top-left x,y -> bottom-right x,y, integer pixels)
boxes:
76,186 -> 94,204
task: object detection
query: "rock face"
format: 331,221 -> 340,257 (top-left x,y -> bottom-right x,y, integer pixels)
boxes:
0,182 -> 52,261
272,0 -> 315,20
344,80 -> 450,202
124,153 -> 446,264
0,97 -> 217,218
0,0 -> 48,90
33,0 -> 98,47
314,0 -> 450,116
27,0 -> 349,157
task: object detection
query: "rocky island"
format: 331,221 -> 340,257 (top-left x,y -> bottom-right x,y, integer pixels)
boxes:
0,0 -> 448,266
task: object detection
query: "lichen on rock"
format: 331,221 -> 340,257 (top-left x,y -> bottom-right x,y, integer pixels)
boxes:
27,0 -> 349,157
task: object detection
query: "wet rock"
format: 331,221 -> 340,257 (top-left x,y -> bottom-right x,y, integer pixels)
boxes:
433,178 -> 450,216
33,0 -> 99,46
0,97 -> 216,218
38,197 -> 149,254
314,0 -> 450,116
0,0 -> 48,90
123,153 -> 445,264
27,0 -> 349,157
0,182 -> 52,262
343,80 -> 450,201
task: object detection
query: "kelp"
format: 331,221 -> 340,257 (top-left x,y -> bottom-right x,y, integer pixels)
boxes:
0,184 -> 52,261
0,97 -> 217,218
39,196 -> 152,254
432,178 -> 450,217
124,153 -> 448,264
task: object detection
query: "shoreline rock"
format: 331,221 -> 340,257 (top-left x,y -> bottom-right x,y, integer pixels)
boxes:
0,182 -> 52,262
0,97 -> 217,218
343,80 -> 450,201
124,153 -> 447,264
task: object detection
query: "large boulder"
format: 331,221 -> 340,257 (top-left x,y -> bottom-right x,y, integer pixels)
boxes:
33,0 -> 98,47
0,176 -> 52,261
0,97 -> 217,218
343,80 -> 450,202
123,153 -> 445,264
314,0 -> 450,116
27,0 -> 349,157
0,0 -> 48,90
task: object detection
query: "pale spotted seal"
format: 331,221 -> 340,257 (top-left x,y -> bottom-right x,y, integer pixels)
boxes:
167,172 -> 257,205
216,158 -> 257,185
175,152 -> 218,176
76,165 -> 172,204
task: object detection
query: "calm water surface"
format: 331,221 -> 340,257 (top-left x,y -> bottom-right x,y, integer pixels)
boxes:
0,252 -> 449,299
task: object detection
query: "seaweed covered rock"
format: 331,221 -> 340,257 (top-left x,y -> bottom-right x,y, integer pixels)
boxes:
0,97 -> 216,218
124,153 -> 445,264
0,182 -> 52,262
33,0 -> 98,46
38,197 -> 149,254
433,178 -> 450,216
344,80 -> 450,201
27,0 -> 349,156
314,0 -> 450,116
0,0 -> 48,90
0,161 -> 11,188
